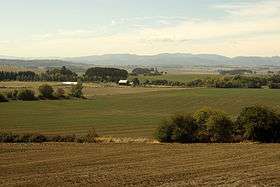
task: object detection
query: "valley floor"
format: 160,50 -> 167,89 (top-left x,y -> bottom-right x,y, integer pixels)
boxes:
0,143 -> 279,186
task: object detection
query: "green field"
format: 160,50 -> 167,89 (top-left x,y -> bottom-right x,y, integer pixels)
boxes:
129,74 -> 220,83
1,88 -> 280,138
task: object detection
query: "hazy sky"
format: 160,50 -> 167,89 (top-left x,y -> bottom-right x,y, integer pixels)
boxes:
0,0 -> 280,57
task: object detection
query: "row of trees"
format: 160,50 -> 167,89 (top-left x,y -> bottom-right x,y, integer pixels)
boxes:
143,79 -> 185,87
0,66 -> 129,83
155,105 -> 280,143
139,74 -> 280,89
0,66 -> 78,82
218,69 -> 254,75
187,75 -> 266,88
0,83 -> 84,102
84,67 -> 128,82
0,71 -> 37,81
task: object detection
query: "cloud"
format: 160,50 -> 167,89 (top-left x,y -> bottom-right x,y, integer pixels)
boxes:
1,0 -> 280,57
214,0 -> 280,17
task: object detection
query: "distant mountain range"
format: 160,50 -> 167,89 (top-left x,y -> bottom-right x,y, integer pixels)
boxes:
65,53 -> 280,67
0,58 -> 89,68
1,53 -> 280,68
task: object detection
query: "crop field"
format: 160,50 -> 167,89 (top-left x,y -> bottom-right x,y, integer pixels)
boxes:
0,143 -> 279,186
1,85 -> 280,137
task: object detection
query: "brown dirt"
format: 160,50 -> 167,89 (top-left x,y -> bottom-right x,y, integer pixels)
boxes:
0,143 -> 279,186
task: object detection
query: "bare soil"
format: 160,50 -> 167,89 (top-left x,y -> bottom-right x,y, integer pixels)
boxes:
0,143 -> 279,186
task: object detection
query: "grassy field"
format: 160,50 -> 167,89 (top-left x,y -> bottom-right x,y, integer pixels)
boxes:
0,81 -> 183,97
0,143 -> 279,186
129,74 -> 220,83
1,87 -> 280,138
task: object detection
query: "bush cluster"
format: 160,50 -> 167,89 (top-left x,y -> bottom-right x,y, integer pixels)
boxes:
155,105 -> 280,143
0,128 -> 98,143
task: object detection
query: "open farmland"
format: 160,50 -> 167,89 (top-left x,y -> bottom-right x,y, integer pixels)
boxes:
0,143 -> 280,186
1,86 -> 280,137
129,74 -> 220,83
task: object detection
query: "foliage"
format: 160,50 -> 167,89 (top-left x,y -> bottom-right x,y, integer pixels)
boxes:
6,90 -> 18,100
187,75 -> 267,88
81,128 -> 99,143
69,82 -> 84,98
171,114 -> 199,143
236,105 -> 280,142
132,78 -> 140,86
132,68 -> 152,75
0,132 -> 47,143
0,66 -> 77,82
41,66 -> 78,82
268,83 -> 280,89
0,93 -> 8,102
206,112 -> 233,142
193,107 -> 218,125
39,84 -> 54,99
143,79 -> 185,87
17,89 -> 36,101
155,114 -> 198,143
84,67 -> 128,82
155,109 -> 233,143
0,71 -> 38,81
54,88 -> 66,98
0,129 -> 99,143
219,69 -> 253,75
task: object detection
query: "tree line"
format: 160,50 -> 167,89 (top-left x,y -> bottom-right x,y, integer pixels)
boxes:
0,83 -> 84,102
142,74 -> 280,89
2,66 -> 280,89
155,105 -> 280,143
0,66 -> 129,83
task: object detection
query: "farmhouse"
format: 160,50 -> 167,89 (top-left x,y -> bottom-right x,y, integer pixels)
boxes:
118,80 -> 129,86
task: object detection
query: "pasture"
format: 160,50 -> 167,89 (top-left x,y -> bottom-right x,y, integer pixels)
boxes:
1,84 -> 280,137
129,73 -> 220,83
0,143 -> 279,186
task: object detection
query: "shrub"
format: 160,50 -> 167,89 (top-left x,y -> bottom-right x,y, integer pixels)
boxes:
39,84 -> 54,99
170,114 -> 198,143
155,114 -> 198,143
236,105 -> 280,142
69,82 -> 83,98
0,132 -> 17,142
193,107 -> 218,125
206,112 -> 233,143
193,107 -> 221,142
83,128 -> 98,143
6,90 -> 18,100
54,88 -> 65,98
132,78 -> 140,86
0,132 -> 46,143
29,134 -> 47,143
60,134 -> 76,142
154,120 -> 174,142
0,93 -> 8,102
17,89 -> 36,101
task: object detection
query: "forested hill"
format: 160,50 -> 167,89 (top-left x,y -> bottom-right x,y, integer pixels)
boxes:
0,59 -> 88,68
65,53 -> 280,67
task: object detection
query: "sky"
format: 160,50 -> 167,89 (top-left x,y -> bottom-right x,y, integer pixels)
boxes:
0,0 -> 280,57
